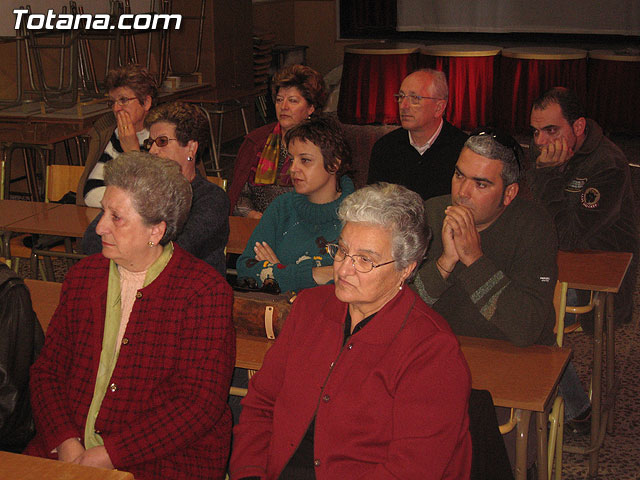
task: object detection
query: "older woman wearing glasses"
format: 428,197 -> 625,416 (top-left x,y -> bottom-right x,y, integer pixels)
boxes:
230,183 -> 472,480
82,102 -> 229,275
78,64 -> 157,207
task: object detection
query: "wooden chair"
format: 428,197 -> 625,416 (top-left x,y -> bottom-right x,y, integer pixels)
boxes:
44,165 -> 85,203
28,165 -> 87,280
541,280 -> 595,479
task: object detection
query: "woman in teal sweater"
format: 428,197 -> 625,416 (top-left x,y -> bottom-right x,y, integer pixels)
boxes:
236,115 -> 354,293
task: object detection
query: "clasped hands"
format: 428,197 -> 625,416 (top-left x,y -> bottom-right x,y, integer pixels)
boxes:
437,205 -> 483,277
535,137 -> 573,168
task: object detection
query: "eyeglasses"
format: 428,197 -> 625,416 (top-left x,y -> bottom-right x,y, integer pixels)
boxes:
326,243 -> 395,273
143,136 -> 178,149
393,93 -> 443,105
106,96 -> 138,108
471,128 -> 524,173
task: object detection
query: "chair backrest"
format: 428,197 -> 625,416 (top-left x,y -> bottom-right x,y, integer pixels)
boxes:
45,165 -> 85,203
553,281 -> 569,347
227,216 -> 259,255
553,280 -> 594,347
207,175 -> 228,191
0,159 -> 5,199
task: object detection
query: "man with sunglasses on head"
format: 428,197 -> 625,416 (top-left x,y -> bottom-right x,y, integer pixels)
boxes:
77,64 -> 157,207
528,87 -> 637,330
367,69 -> 467,200
412,130 -> 560,472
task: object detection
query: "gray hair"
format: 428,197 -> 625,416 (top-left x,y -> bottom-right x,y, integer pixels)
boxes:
104,152 -> 192,245
338,183 -> 432,278
414,68 -> 449,101
464,134 -> 521,186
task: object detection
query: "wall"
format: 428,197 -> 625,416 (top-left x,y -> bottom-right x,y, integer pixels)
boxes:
253,0 -> 359,76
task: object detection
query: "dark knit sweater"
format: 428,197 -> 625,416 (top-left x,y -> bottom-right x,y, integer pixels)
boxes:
413,195 -> 557,347
367,120 -> 468,200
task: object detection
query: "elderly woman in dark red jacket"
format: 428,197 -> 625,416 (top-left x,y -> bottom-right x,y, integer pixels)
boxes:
230,183 -> 471,480
25,153 -> 235,480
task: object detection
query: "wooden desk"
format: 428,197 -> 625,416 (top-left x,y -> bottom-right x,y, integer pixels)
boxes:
236,334 -> 274,370
556,249 -> 633,476
0,200 -> 60,261
25,279 -> 566,480
3,203 -> 99,280
3,203 -> 100,237
0,451 -> 133,480
0,200 -> 59,228
227,216 -> 259,254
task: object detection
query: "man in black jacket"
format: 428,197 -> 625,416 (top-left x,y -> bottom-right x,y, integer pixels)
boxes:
0,264 -> 44,452
367,69 -> 468,200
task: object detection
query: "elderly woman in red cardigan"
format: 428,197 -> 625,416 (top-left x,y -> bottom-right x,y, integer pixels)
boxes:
230,183 -> 471,480
25,152 -> 235,480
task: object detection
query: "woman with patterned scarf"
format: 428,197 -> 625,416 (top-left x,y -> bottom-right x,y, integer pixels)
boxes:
229,64 -> 327,218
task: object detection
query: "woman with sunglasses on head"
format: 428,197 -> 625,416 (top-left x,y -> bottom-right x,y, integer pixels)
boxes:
78,64 -> 157,208
82,102 -> 229,276
230,183 -> 472,480
235,115 -> 354,294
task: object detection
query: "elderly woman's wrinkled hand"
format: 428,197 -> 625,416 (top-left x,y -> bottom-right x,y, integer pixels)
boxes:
57,437 -> 85,463
116,110 -> 141,152
254,241 -> 280,264
72,446 -> 114,469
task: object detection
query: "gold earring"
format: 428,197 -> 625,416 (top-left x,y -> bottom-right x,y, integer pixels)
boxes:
148,241 -> 155,247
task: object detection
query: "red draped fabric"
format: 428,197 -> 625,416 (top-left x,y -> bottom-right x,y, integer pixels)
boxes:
588,58 -> 640,135
420,55 -> 497,131
338,52 -> 418,125
495,56 -> 587,134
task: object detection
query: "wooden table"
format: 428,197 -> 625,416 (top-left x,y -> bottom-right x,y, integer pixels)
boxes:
338,42 -> 421,125
459,336 -> 570,480
557,249 -> 633,476
25,279 -> 567,479
3,203 -> 100,237
496,47 -> 588,133
227,216 -> 259,255
0,451 -> 133,479
1,201 -> 99,279
0,199 -> 58,228
419,44 -> 501,130
0,200 -> 59,261
587,49 -> 640,135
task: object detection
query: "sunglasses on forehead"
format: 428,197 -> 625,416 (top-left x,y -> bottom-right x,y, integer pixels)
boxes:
471,128 -> 524,172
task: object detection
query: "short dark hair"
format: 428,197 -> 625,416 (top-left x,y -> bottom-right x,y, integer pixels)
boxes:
272,64 -> 327,110
105,64 -> 158,107
284,115 -> 353,185
532,87 -> 585,125
144,102 -> 210,163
